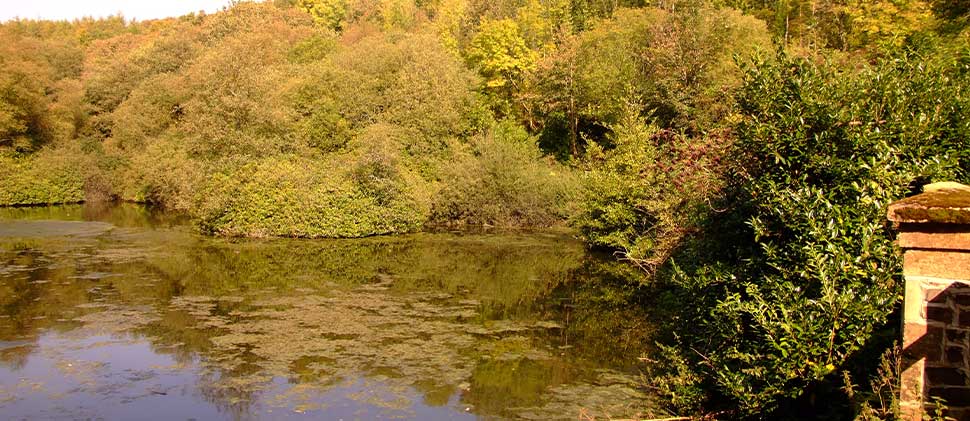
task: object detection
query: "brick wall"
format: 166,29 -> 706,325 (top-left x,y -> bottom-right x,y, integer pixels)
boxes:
889,183 -> 970,420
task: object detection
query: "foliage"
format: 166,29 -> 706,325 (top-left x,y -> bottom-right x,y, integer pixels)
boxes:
379,0 -> 422,30
116,139 -> 205,211
720,0 -> 935,50
195,157 -> 424,238
29,3 -> 572,238
653,47 -> 969,416
430,121 -> 579,227
526,6 -> 771,156
2,0 -> 970,419
933,0 -> 970,32
0,29 -> 82,152
297,0 -> 349,31
576,113 -> 728,273
0,64 -> 52,152
466,18 -> 537,116
0,148 -> 86,206
844,0 -> 934,47
513,0 -> 571,51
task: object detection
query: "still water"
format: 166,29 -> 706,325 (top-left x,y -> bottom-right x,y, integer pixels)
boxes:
0,203 -> 661,420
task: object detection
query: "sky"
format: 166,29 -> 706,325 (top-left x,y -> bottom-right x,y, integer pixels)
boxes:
0,0 -> 235,22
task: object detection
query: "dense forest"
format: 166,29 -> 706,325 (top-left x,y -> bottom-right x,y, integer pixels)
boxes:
2,0 -> 970,418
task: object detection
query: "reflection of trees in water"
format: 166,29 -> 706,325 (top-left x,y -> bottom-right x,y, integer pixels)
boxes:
142,232 -> 588,306
545,257 -> 658,370
0,202 -> 188,228
0,237 -> 190,353
0,344 -> 34,371
160,291 -> 479,414
465,353 -> 577,412
195,359 -> 266,421
0,243 -> 101,368
0,217 -> 658,418
145,240 -> 654,417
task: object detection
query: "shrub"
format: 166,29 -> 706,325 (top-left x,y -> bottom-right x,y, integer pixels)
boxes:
195,157 -> 424,238
107,73 -> 187,151
575,112 -> 728,273
346,123 -> 425,207
654,46 -> 970,417
0,147 -> 86,205
430,121 -> 578,227
114,138 -> 205,211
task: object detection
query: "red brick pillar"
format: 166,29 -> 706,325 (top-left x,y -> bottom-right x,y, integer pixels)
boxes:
889,183 -> 970,420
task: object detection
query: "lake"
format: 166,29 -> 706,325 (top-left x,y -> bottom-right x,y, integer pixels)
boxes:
0,203 -> 661,420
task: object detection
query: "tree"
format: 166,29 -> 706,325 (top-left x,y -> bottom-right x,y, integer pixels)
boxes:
297,0 -> 349,31
530,32 -> 582,156
843,0 -> 933,47
466,18 -> 538,117
515,0 -> 572,50
528,5 -> 771,157
0,32 -> 56,152
380,0 -> 420,30
431,0 -> 469,51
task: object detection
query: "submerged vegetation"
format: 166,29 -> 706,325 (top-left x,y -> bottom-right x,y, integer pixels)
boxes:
2,0 -> 970,419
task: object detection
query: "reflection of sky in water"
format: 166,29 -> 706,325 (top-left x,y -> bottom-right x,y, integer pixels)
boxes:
0,204 -> 661,420
0,333 -> 476,420
0,334 -> 223,420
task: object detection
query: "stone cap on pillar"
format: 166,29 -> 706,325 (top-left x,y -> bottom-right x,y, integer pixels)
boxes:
889,182 -> 970,225
889,182 -> 970,254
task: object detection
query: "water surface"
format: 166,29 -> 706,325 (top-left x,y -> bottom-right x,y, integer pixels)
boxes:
0,203 -> 660,420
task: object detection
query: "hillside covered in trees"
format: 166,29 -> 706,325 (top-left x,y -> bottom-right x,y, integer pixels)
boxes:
2,0 -> 970,418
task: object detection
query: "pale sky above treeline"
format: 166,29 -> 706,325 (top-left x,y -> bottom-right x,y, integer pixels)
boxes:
0,0 -> 234,22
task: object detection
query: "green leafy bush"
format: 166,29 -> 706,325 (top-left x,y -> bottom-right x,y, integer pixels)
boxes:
430,121 -> 578,227
654,46 -> 970,416
114,139 -> 205,211
0,148 -> 86,205
195,157 -> 423,238
576,112 -> 728,273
